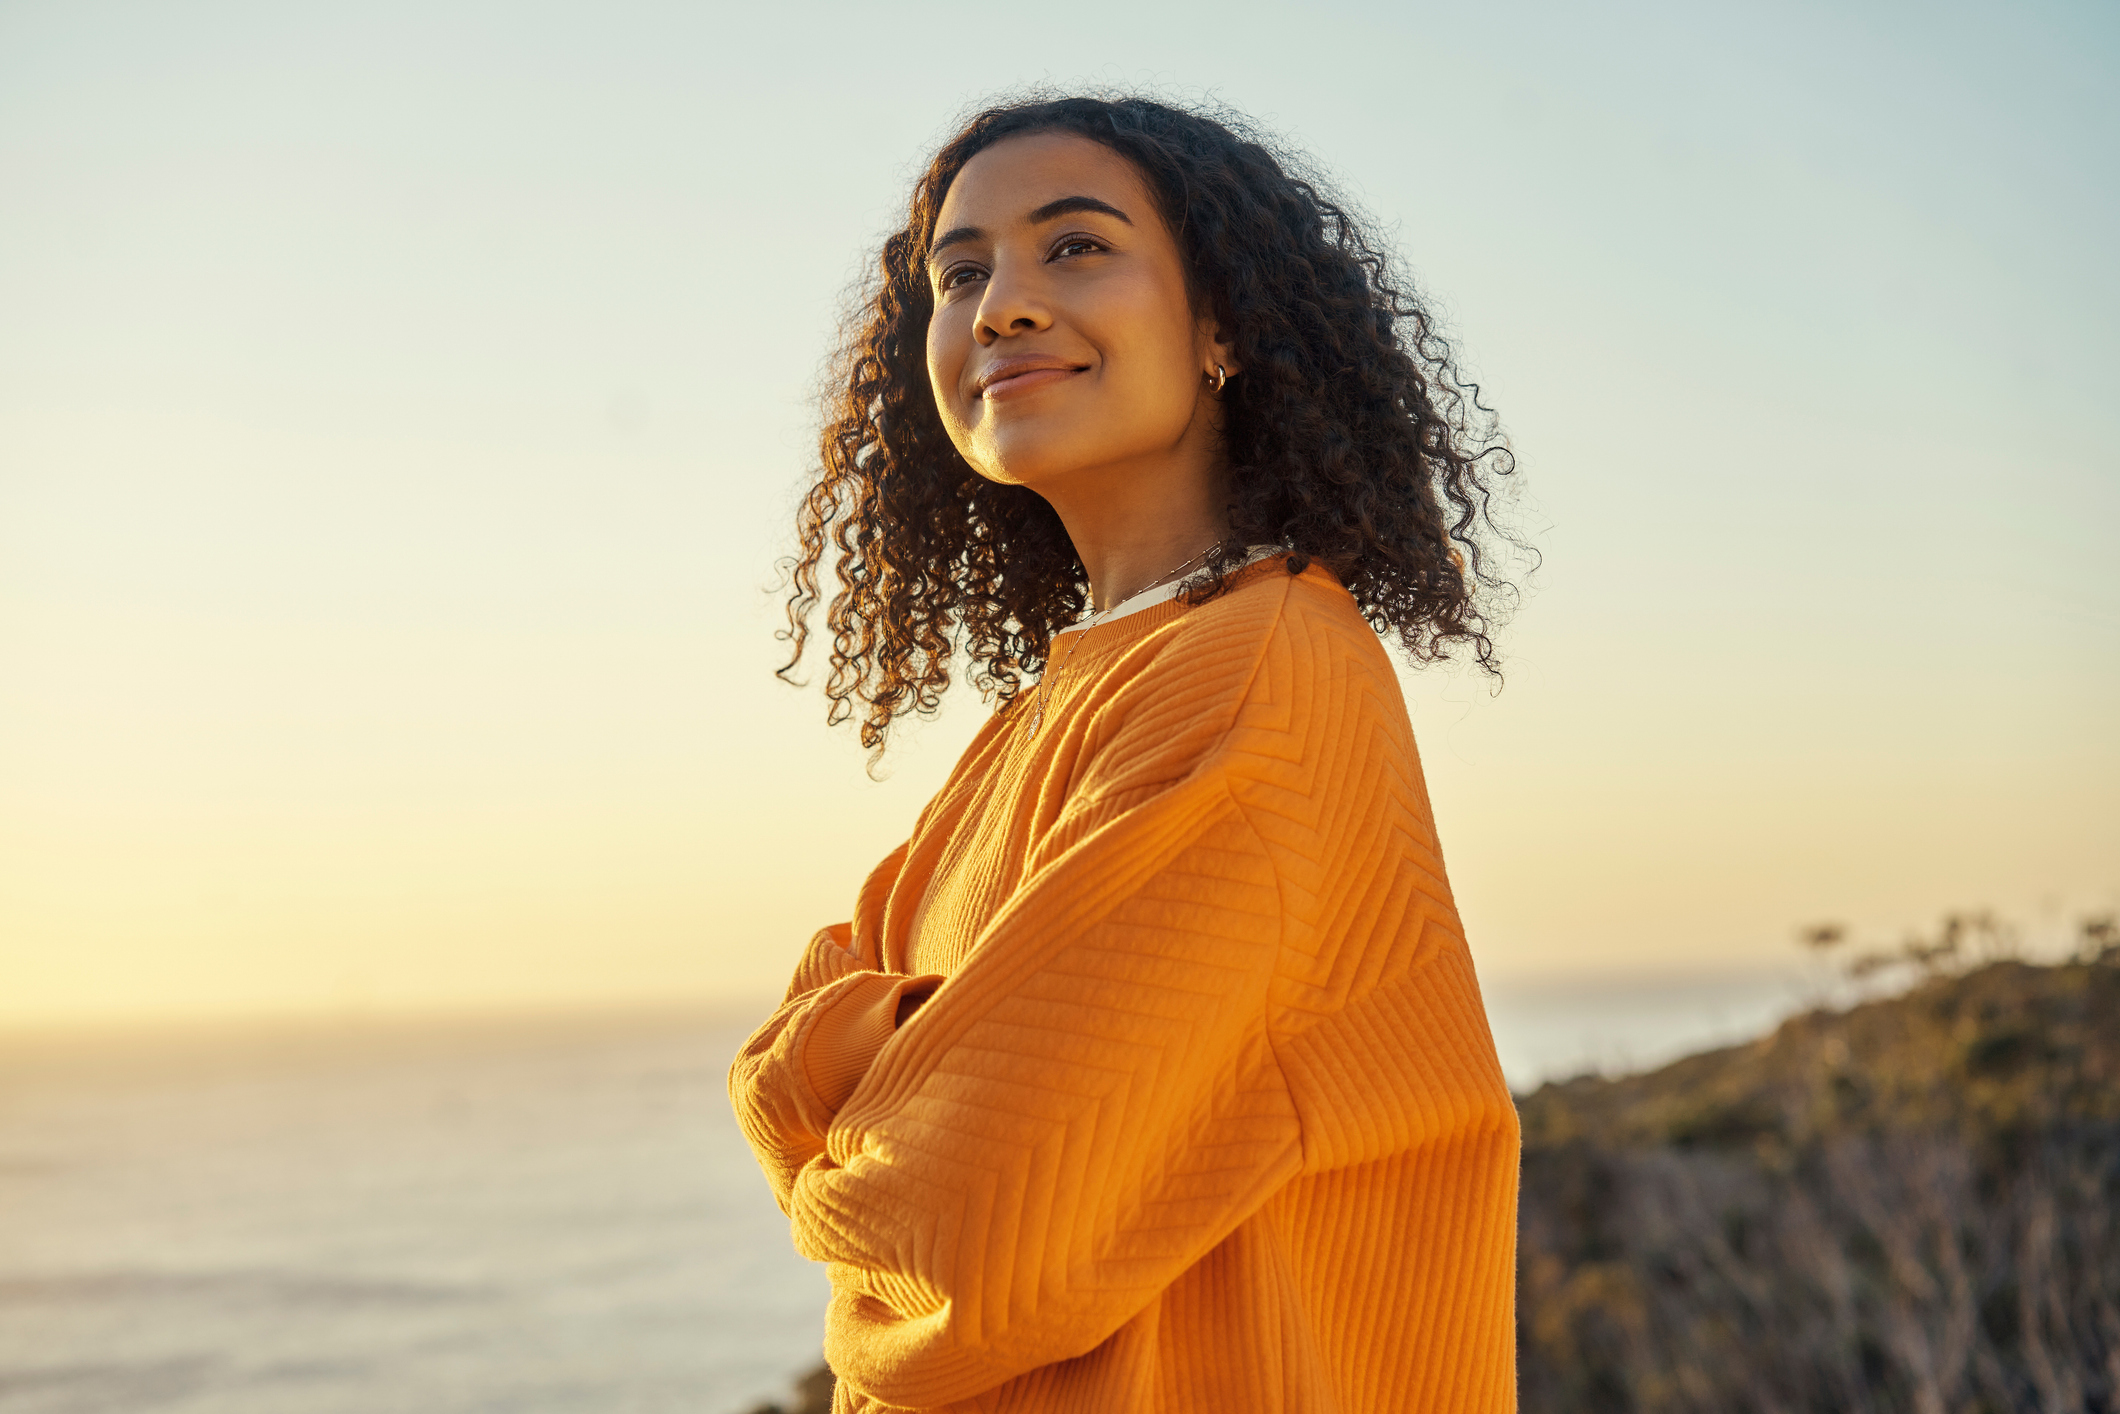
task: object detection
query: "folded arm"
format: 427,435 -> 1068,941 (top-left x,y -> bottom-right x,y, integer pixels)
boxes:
790,766 -> 1305,1408
728,841 -> 944,1213
730,956 -> 945,1213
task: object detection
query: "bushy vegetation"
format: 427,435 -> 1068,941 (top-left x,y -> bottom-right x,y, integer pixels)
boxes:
1517,918 -> 2120,1414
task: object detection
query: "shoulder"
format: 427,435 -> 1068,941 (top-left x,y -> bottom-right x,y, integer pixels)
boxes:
1084,563 -> 1411,787
1184,570 -> 1445,879
1218,567 -> 1410,758
1163,557 -> 1387,648
1153,561 -> 1403,714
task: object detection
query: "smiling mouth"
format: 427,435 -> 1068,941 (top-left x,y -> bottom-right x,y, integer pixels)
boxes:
980,365 -> 1084,400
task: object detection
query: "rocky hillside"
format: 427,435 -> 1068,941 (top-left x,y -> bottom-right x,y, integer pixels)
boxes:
1517,953 -> 2120,1414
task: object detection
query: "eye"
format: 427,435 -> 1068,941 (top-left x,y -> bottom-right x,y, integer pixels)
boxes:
1051,235 -> 1106,260
939,263 -> 987,292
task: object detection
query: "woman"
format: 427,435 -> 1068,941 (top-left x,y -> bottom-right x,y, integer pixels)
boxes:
731,95 -> 1521,1413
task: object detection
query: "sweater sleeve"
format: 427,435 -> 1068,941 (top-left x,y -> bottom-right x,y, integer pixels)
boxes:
786,619 -> 1320,1407
728,841 -> 945,1214
730,965 -> 947,1214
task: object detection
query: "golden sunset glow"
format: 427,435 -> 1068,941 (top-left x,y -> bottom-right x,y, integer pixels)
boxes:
3,4 -> 2114,1029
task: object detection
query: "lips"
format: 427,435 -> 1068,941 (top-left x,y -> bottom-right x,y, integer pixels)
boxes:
976,357 -> 1086,400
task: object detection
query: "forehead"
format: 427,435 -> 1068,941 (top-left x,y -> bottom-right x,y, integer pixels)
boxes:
935,131 -> 1157,229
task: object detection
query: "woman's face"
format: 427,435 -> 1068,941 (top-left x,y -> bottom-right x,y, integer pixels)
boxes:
925,132 -> 1229,496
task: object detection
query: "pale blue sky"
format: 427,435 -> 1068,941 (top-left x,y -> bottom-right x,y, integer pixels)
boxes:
2,0 -> 2114,1019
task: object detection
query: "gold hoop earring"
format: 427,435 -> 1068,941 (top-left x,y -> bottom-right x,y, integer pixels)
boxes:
1212,364 -> 1228,394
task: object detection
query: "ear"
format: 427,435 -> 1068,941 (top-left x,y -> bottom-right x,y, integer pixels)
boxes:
1199,314 -> 1241,379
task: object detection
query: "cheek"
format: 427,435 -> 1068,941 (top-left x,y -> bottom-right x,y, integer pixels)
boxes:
926,311 -> 971,438
1092,280 -> 1200,410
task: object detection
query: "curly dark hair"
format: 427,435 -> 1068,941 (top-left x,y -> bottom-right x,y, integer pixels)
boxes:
779,93 -> 1522,758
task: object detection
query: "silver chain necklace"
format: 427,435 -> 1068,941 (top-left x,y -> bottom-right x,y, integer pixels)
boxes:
1024,545 -> 1215,740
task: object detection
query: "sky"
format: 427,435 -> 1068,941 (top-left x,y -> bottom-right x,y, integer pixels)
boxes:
2,0 -> 2115,1026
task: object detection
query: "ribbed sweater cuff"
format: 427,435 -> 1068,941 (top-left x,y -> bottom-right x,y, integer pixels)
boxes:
801,972 -> 947,1114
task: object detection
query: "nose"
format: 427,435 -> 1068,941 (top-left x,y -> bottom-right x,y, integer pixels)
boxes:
972,257 -> 1053,345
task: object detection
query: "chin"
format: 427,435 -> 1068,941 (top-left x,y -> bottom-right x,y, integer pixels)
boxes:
969,426 -> 1139,494
968,439 -> 1082,491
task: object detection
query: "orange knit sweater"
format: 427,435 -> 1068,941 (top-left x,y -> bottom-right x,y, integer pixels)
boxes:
731,560 -> 1520,1413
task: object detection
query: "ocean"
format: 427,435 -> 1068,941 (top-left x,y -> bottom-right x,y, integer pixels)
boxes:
0,970 -> 1809,1414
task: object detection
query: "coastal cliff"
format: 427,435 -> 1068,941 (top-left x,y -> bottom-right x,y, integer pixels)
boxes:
1517,953 -> 2120,1413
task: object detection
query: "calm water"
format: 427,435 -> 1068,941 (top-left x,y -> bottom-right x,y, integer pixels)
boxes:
0,971 -> 1809,1413
0,1014 -> 828,1414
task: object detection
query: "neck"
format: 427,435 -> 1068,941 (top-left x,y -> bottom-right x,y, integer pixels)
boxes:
1080,524 -> 1227,615
1036,448 -> 1231,614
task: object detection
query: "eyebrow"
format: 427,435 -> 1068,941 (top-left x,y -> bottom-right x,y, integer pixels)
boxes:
928,195 -> 1135,263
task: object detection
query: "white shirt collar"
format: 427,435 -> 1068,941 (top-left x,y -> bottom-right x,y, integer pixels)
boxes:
1066,544 -> 1289,630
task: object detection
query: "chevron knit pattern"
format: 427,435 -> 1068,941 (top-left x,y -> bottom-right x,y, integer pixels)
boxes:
730,561 -> 1520,1413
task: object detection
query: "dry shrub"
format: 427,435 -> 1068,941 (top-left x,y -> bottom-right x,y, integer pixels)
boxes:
1518,957 -> 2120,1414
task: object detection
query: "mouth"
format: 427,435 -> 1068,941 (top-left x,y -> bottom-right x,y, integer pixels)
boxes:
976,358 -> 1087,401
